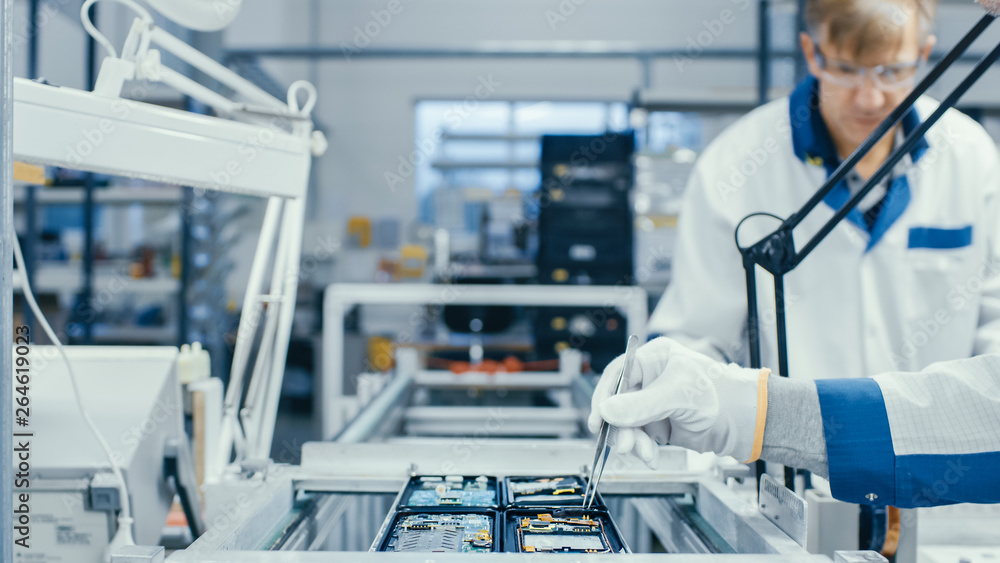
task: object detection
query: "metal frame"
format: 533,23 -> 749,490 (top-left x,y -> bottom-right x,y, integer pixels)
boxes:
227,45 -> 797,61
12,11 -> 327,488
177,441 -> 824,560
172,553 -> 834,562
12,81 -> 312,198
321,282 -> 648,439
20,0 -> 39,336
2,0 -> 13,561
81,4 -> 99,343
758,0 -> 771,104
330,349 -> 583,439
298,441 -> 690,493
177,356 -> 862,560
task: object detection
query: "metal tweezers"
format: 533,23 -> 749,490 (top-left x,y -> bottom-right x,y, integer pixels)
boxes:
582,334 -> 639,510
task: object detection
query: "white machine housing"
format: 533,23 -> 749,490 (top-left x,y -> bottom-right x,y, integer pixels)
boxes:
14,346 -> 183,559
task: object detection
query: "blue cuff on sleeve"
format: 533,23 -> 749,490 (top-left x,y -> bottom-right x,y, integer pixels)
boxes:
894,452 -> 1000,508
815,379 -> 896,506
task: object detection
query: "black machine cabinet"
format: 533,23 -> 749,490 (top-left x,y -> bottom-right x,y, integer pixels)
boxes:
534,133 -> 635,371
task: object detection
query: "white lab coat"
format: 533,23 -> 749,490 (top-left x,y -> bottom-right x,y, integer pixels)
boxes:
648,78 -> 1000,379
816,354 -> 1000,506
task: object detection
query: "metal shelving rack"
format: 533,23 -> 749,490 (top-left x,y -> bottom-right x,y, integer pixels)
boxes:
15,0 -> 192,346
13,182 -> 191,344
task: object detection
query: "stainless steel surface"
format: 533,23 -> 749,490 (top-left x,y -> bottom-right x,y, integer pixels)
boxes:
758,474 -> 807,547
632,498 -> 717,554
715,463 -> 753,483
696,478 -> 805,555
322,283 -> 648,439
198,473 -> 295,552
411,369 -> 573,389
833,552 -> 888,563
181,377 -> 849,560
304,495 -> 353,551
585,334 -> 638,509
295,477 -> 408,495
110,545 -> 166,563
187,468 -> 821,558
2,0 -> 13,559
266,494 -> 354,551
299,440 -> 690,491
366,473 -> 410,552
805,490 -> 858,556
403,406 -> 580,437
333,375 -> 411,443
170,553 -> 835,562
182,442 -> 834,559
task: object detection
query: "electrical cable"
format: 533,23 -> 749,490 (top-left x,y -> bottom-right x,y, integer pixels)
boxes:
12,236 -> 135,555
734,211 -> 785,252
80,0 -> 154,61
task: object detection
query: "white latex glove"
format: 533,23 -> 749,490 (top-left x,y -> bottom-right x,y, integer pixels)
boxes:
588,337 -> 767,468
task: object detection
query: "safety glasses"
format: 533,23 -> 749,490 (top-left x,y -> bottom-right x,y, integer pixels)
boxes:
814,47 -> 925,92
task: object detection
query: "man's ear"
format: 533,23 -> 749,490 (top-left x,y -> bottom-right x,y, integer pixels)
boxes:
801,32 -> 820,76
920,34 -> 937,60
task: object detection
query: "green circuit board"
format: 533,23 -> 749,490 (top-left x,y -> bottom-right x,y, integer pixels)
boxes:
406,475 -> 496,507
515,512 -> 612,554
383,513 -> 493,553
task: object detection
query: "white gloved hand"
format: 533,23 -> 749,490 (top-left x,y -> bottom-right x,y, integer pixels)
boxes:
588,337 -> 767,468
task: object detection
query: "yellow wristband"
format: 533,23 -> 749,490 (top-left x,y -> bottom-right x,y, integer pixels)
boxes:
745,368 -> 771,463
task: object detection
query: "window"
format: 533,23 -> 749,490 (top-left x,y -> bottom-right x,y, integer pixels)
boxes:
414,100 -> 631,225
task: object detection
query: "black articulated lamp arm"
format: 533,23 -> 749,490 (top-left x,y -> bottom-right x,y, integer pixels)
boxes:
741,12 -> 998,378
738,12 -> 998,491
785,14 -> 996,234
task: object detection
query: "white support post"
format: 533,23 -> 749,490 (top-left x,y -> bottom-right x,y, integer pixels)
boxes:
321,295 -> 346,440
240,207 -> 292,454
254,196 -> 307,459
217,197 -> 283,474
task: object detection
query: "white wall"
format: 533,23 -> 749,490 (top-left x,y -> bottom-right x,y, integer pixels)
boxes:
227,0 -> 763,229
222,0 -> 1000,233
13,0 -> 1000,299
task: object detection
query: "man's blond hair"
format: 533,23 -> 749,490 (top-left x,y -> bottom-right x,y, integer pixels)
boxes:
805,0 -> 938,57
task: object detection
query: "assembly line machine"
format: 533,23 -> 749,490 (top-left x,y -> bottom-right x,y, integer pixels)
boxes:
21,340 -> 906,562
170,347 -> 890,562
9,6 -> 905,560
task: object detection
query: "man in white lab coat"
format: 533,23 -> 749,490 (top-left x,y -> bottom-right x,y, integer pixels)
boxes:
589,337 -> 1000,507
647,0 -> 1000,379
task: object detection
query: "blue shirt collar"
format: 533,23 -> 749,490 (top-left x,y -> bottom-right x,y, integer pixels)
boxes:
789,75 -> 929,169
788,75 -> 927,250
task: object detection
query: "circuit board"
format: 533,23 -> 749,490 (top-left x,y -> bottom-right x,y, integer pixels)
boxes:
514,512 -> 612,554
405,475 -> 497,508
506,476 -> 586,506
382,513 -> 494,553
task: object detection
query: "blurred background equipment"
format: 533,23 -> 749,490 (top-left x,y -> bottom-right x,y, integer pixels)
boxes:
5,0 -> 1000,561
534,132 -> 635,371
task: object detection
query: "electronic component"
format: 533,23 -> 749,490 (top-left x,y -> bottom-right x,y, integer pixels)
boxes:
505,510 -> 627,554
402,475 -> 498,508
380,512 -> 495,553
505,476 -> 601,507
